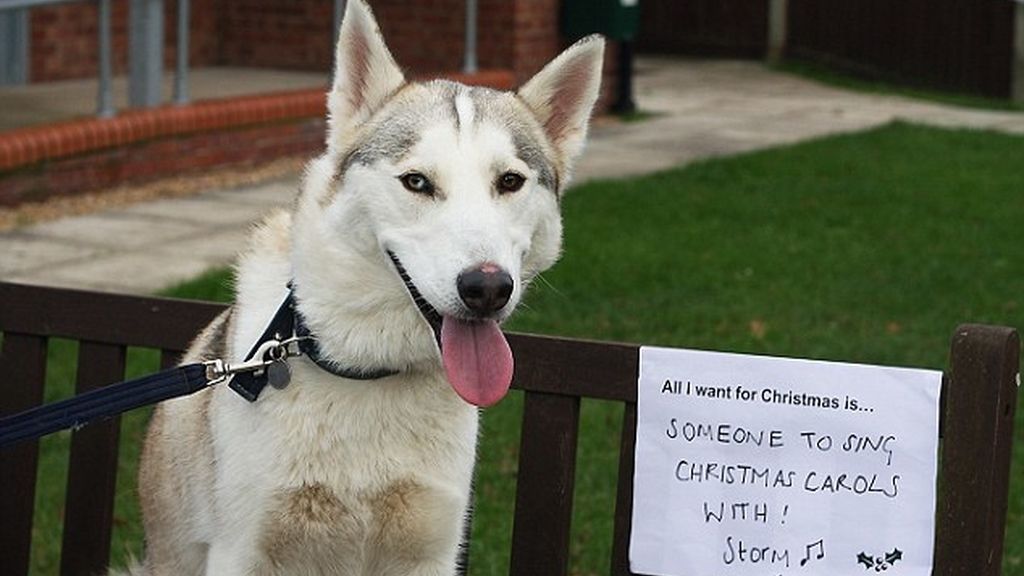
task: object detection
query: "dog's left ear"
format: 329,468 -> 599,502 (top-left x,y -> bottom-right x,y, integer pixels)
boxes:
327,0 -> 405,148
518,35 -> 605,177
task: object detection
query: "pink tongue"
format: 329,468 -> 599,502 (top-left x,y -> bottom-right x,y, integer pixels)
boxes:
440,317 -> 514,407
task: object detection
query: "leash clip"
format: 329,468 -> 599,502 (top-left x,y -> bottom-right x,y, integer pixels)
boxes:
204,338 -> 304,385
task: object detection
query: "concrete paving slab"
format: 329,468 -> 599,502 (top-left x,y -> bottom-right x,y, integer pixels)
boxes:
27,212 -> 207,249
154,227 -> 254,266
0,232 -> 106,275
206,180 -> 299,207
120,196 -> 282,227
5,248 -> 217,294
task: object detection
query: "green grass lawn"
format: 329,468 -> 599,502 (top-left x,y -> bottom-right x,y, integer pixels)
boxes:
24,122 -> 1024,574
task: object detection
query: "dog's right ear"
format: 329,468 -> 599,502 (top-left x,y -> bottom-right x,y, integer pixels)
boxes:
327,0 -> 405,149
518,35 -> 605,182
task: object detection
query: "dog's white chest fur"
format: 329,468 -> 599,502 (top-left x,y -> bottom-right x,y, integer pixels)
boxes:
208,361 -> 478,574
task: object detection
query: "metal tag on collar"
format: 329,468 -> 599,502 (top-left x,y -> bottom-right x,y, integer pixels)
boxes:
267,360 -> 292,390
228,290 -> 297,402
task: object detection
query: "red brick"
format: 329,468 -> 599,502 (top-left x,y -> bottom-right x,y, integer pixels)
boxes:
0,139 -> 17,171
94,121 -> 116,149
22,135 -> 44,165
66,124 -> 88,156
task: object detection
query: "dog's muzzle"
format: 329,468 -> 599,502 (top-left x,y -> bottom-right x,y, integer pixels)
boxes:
385,249 -> 515,408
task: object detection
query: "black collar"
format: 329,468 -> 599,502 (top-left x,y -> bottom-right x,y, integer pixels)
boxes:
228,286 -> 398,402
293,294 -> 400,382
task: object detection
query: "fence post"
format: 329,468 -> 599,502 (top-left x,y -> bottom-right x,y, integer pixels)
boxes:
509,392 -> 581,576
129,0 -> 164,108
59,342 -> 127,576
0,8 -> 29,86
463,0 -> 478,74
767,0 -> 788,63
933,324 -> 1019,576
97,0 -> 114,117
173,0 -> 190,105
0,334 -> 48,576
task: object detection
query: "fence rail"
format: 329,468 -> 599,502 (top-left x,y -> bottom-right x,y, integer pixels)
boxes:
0,281 -> 1019,575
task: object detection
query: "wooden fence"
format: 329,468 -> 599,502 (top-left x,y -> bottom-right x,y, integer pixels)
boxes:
637,0 -> 769,58
635,0 -> 1017,99
0,281 -> 1020,575
786,0 -> 1016,99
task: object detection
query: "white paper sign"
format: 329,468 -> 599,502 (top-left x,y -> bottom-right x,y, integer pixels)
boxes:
630,347 -> 942,576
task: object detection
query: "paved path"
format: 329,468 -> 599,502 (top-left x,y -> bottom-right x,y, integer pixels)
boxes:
2,58 -> 1022,294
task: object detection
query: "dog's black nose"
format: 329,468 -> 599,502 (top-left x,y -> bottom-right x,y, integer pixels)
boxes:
457,264 -> 514,314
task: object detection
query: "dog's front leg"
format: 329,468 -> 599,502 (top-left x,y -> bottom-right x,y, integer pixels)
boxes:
362,480 -> 466,576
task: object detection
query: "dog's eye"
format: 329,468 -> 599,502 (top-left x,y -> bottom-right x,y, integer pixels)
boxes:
497,172 -> 526,194
400,172 -> 434,195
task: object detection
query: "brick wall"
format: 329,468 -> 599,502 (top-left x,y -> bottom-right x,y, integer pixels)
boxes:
477,0 -> 516,73
29,0 -> 477,81
215,0 -> 471,76
0,118 -> 325,206
212,0 -> 564,79
29,0 -> 219,82
217,0 -> 334,71
181,0 -> 220,69
512,0 -> 562,84
372,0 -> 468,76
30,1 -> 123,81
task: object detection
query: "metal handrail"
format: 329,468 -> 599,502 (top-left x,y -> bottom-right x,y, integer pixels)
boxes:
0,0 -> 81,8
464,0 -> 477,74
0,0 -> 192,117
174,0 -> 188,104
97,0 -> 112,116
0,0 -> 114,116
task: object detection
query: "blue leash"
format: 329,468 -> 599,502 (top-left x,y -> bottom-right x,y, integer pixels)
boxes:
0,364 -> 212,448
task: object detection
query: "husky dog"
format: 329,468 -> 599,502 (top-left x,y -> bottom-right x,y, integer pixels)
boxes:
132,1 -> 603,574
